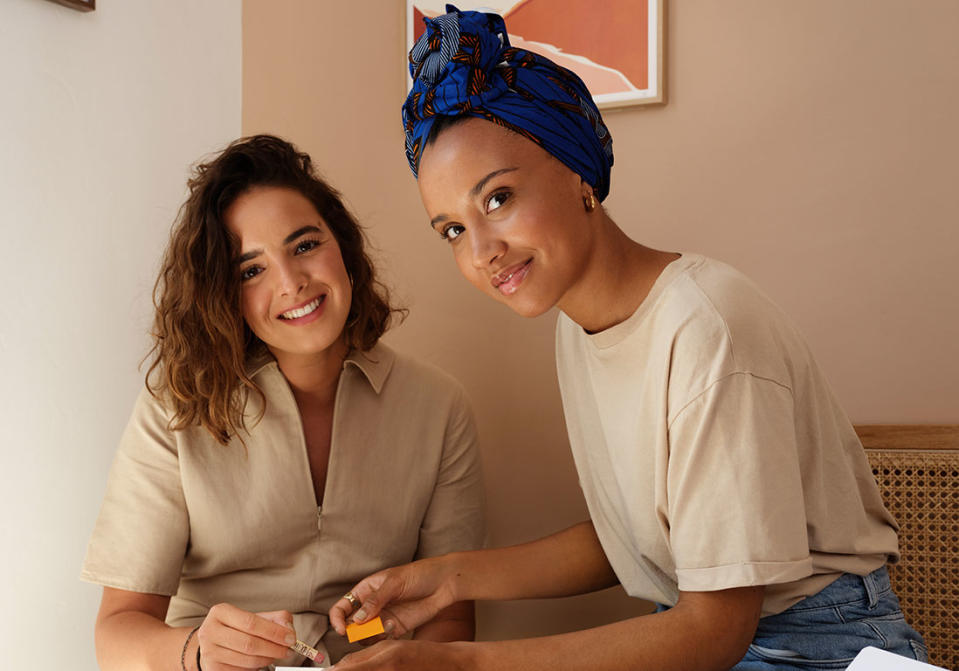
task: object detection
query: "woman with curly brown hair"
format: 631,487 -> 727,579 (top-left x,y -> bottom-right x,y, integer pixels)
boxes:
81,135 -> 485,671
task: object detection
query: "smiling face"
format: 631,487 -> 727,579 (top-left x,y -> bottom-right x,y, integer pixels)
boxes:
225,185 -> 352,365
418,117 -> 597,318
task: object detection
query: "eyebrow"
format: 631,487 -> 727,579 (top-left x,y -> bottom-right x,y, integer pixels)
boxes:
429,167 -> 518,229
237,225 -> 322,264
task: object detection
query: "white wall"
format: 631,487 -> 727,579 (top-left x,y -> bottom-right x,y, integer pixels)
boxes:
0,1 -> 240,667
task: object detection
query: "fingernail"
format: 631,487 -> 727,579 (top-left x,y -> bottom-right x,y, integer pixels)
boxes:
353,609 -> 367,622
383,620 -> 395,634
285,633 -> 296,645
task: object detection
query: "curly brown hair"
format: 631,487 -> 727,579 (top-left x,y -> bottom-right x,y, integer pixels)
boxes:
146,134 -> 401,444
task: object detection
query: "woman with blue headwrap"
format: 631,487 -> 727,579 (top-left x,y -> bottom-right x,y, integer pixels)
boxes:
329,6 -> 925,670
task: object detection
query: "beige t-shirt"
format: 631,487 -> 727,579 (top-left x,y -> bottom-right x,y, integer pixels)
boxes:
82,342 -> 485,665
555,254 -> 897,616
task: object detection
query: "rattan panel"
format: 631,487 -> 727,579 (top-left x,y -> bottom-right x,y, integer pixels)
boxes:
866,449 -> 959,671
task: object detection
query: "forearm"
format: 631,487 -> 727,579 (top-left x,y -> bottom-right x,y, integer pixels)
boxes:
332,587 -> 761,671
450,521 -> 618,602
330,522 -> 617,640
96,610 -> 195,671
465,589 -> 761,671
412,600 -> 475,642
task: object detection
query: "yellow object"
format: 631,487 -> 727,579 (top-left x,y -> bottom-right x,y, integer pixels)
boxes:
346,616 -> 385,643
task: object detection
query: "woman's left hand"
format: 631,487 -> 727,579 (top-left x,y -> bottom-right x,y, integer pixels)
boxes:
332,639 -> 473,670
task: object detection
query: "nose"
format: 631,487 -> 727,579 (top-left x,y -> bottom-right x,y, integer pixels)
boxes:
469,222 -> 507,270
274,258 -> 308,296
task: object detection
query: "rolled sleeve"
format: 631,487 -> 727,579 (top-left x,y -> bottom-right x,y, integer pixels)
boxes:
667,372 -> 812,592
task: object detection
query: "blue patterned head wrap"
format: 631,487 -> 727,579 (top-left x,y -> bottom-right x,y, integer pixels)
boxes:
403,4 -> 614,201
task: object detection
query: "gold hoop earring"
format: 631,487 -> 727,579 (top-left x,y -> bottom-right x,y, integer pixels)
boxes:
584,191 -> 597,213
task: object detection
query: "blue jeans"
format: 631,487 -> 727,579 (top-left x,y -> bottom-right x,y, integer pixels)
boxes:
661,567 -> 927,670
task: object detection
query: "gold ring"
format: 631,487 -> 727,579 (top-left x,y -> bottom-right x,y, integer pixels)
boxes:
343,592 -> 358,609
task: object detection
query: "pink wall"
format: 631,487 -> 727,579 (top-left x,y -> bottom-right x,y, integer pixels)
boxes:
243,0 -> 959,638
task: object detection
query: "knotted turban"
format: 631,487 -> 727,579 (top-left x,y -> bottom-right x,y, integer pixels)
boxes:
403,4 -> 614,201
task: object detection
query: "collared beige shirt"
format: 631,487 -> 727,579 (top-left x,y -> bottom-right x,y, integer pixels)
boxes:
82,343 -> 485,665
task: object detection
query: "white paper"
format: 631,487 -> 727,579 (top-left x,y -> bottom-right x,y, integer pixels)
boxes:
845,646 -> 947,671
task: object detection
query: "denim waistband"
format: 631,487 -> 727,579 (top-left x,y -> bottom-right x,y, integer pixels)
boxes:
775,565 -> 891,613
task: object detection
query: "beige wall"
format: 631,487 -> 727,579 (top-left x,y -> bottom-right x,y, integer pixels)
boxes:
243,0 -> 959,639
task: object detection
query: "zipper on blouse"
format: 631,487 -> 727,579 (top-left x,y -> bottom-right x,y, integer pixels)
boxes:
316,505 -> 323,532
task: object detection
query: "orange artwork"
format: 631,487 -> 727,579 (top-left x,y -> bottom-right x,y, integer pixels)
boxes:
408,0 -> 664,108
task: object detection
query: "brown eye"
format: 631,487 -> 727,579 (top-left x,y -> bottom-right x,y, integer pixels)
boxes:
294,239 -> 320,254
486,190 -> 511,213
441,224 -> 465,242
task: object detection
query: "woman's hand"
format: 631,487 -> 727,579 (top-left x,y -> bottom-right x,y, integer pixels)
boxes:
332,640 -> 473,671
330,523 -> 617,641
195,603 -> 310,670
329,556 -> 458,640
94,588 -> 312,671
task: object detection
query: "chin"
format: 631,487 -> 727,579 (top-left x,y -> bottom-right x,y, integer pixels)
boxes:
501,295 -> 554,319
271,327 -> 348,359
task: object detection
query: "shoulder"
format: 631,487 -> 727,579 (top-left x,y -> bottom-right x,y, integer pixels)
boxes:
359,342 -> 472,409
664,256 -> 809,373
126,380 -> 236,454
109,385 -> 187,474
350,344 -> 479,457
649,256 -> 774,335
679,256 -> 788,330
126,383 -> 175,435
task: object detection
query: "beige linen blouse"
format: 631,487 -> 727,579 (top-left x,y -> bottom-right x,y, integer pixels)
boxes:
81,342 -> 485,665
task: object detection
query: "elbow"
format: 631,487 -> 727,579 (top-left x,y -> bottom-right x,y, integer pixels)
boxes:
715,632 -> 756,671
673,585 -> 764,671
710,603 -> 763,670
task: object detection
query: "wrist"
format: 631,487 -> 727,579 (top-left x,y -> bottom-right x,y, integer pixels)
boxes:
443,551 -> 474,603
180,625 -> 201,671
443,640 -> 482,671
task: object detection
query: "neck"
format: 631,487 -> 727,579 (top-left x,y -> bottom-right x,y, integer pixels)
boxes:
557,213 -> 679,333
273,337 -> 349,405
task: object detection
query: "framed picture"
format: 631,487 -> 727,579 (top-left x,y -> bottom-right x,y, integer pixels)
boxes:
47,0 -> 95,10
407,0 -> 664,109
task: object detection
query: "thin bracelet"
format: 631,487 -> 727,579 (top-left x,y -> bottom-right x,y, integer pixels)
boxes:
181,625 -> 201,671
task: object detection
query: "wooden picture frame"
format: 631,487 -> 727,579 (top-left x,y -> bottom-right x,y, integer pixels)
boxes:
47,0 -> 95,11
407,0 -> 665,109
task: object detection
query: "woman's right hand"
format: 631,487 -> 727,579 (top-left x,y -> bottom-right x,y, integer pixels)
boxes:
329,555 -> 458,639
195,603 -> 310,670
